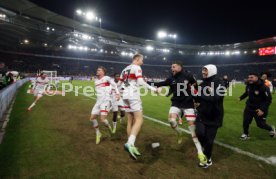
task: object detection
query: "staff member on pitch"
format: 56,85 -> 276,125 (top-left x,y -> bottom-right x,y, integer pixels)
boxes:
194,64 -> 225,168
239,73 -> 275,140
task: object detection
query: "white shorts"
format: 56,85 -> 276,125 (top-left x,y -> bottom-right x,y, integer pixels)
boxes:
169,107 -> 196,121
111,98 -> 125,112
122,99 -> 142,113
33,89 -> 44,97
91,100 -> 111,115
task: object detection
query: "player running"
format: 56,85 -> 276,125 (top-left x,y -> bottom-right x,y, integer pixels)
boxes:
118,54 -> 159,160
90,66 -> 120,144
110,73 -> 126,133
147,61 -> 207,165
27,73 -> 49,111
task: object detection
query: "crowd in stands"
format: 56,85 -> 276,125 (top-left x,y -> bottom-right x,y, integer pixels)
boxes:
0,50 -> 276,86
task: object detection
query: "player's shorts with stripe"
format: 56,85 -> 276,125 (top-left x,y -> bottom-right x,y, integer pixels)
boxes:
111,98 -> 125,112
169,106 -> 196,121
122,99 -> 142,113
33,89 -> 44,97
91,100 -> 111,115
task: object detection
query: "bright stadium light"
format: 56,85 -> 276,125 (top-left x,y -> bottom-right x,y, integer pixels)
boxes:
162,48 -> 170,53
23,39 -> 29,44
76,9 -> 82,15
46,27 -> 50,31
163,57 -> 166,60
157,31 -> 167,39
85,11 -> 95,21
44,43 -> 48,47
146,45 -> 154,51
252,50 -> 257,53
244,51 -> 247,54
225,51 -> 230,56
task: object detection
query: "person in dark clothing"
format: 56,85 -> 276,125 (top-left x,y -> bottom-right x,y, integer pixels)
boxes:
194,64 -> 225,168
273,79 -> 276,94
69,76 -> 73,84
148,61 -> 208,166
111,73 -> 125,129
239,73 -> 275,140
223,75 -> 230,88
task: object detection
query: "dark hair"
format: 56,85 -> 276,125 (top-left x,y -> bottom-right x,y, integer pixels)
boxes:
248,72 -> 258,77
172,61 -> 183,68
98,66 -> 107,75
114,73 -> 120,77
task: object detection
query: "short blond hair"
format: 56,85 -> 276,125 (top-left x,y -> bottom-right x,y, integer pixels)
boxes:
132,53 -> 143,61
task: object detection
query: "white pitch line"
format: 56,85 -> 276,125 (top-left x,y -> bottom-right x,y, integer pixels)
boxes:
65,87 -> 276,166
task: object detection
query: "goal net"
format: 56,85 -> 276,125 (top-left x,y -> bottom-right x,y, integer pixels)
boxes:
41,70 -> 57,85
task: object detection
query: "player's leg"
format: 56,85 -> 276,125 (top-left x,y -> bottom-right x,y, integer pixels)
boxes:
124,99 -> 142,159
254,112 -> 275,137
168,106 -> 183,144
111,100 -> 119,133
90,103 -> 102,144
241,107 -> 253,140
184,108 -> 206,165
200,125 -> 218,168
28,92 -> 42,111
99,101 -> 112,134
126,112 -> 134,136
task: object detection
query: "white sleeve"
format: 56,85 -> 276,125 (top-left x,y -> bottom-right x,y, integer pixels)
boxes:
108,77 -> 119,94
134,66 -> 156,91
137,78 -> 156,91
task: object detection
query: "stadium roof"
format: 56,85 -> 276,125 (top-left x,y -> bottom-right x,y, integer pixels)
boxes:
0,0 -> 276,53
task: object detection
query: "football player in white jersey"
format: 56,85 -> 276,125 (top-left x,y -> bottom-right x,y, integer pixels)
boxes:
90,66 -> 120,144
110,73 -> 126,133
27,73 -> 49,111
118,54 -> 160,160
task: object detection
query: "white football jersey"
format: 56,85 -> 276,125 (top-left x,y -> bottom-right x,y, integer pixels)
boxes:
120,64 -> 143,99
34,77 -> 49,91
95,76 -> 118,101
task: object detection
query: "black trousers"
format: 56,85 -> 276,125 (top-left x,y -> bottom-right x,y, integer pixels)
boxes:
243,107 -> 272,135
196,121 -> 219,159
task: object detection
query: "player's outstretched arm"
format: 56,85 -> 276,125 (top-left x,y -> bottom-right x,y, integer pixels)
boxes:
147,77 -> 172,87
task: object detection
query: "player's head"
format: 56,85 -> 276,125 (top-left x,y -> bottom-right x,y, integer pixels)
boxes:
202,64 -> 217,79
247,73 -> 259,84
114,73 -> 120,82
171,61 -> 183,76
40,72 -> 47,79
97,66 -> 106,77
261,73 -> 268,81
132,54 -> 144,66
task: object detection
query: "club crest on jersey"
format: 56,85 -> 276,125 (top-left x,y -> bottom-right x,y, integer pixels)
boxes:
254,90 -> 259,95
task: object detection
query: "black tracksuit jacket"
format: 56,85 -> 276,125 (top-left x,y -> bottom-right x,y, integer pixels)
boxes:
147,70 -> 196,108
239,80 -> 272,112
194,76 -> 225,127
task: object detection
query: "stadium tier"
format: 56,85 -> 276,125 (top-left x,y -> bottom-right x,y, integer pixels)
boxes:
0,0 -> 276,178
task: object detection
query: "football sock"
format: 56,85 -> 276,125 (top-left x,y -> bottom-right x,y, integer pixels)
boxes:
91,119 -> 100,135
169,118 -> 181,133
188,124 -> 203,154
28,102 -> 36,109
103,119 -> 112,130
127,134 -> 136,146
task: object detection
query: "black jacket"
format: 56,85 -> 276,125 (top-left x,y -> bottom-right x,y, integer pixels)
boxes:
195,76 -> 225,127
240,80 -> 272,112
148,70 -> 196,108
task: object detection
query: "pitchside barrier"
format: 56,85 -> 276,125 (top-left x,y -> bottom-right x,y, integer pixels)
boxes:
0,78 -> 29,120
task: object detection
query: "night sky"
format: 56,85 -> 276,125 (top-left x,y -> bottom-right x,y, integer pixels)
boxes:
30,0 -> 276,45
